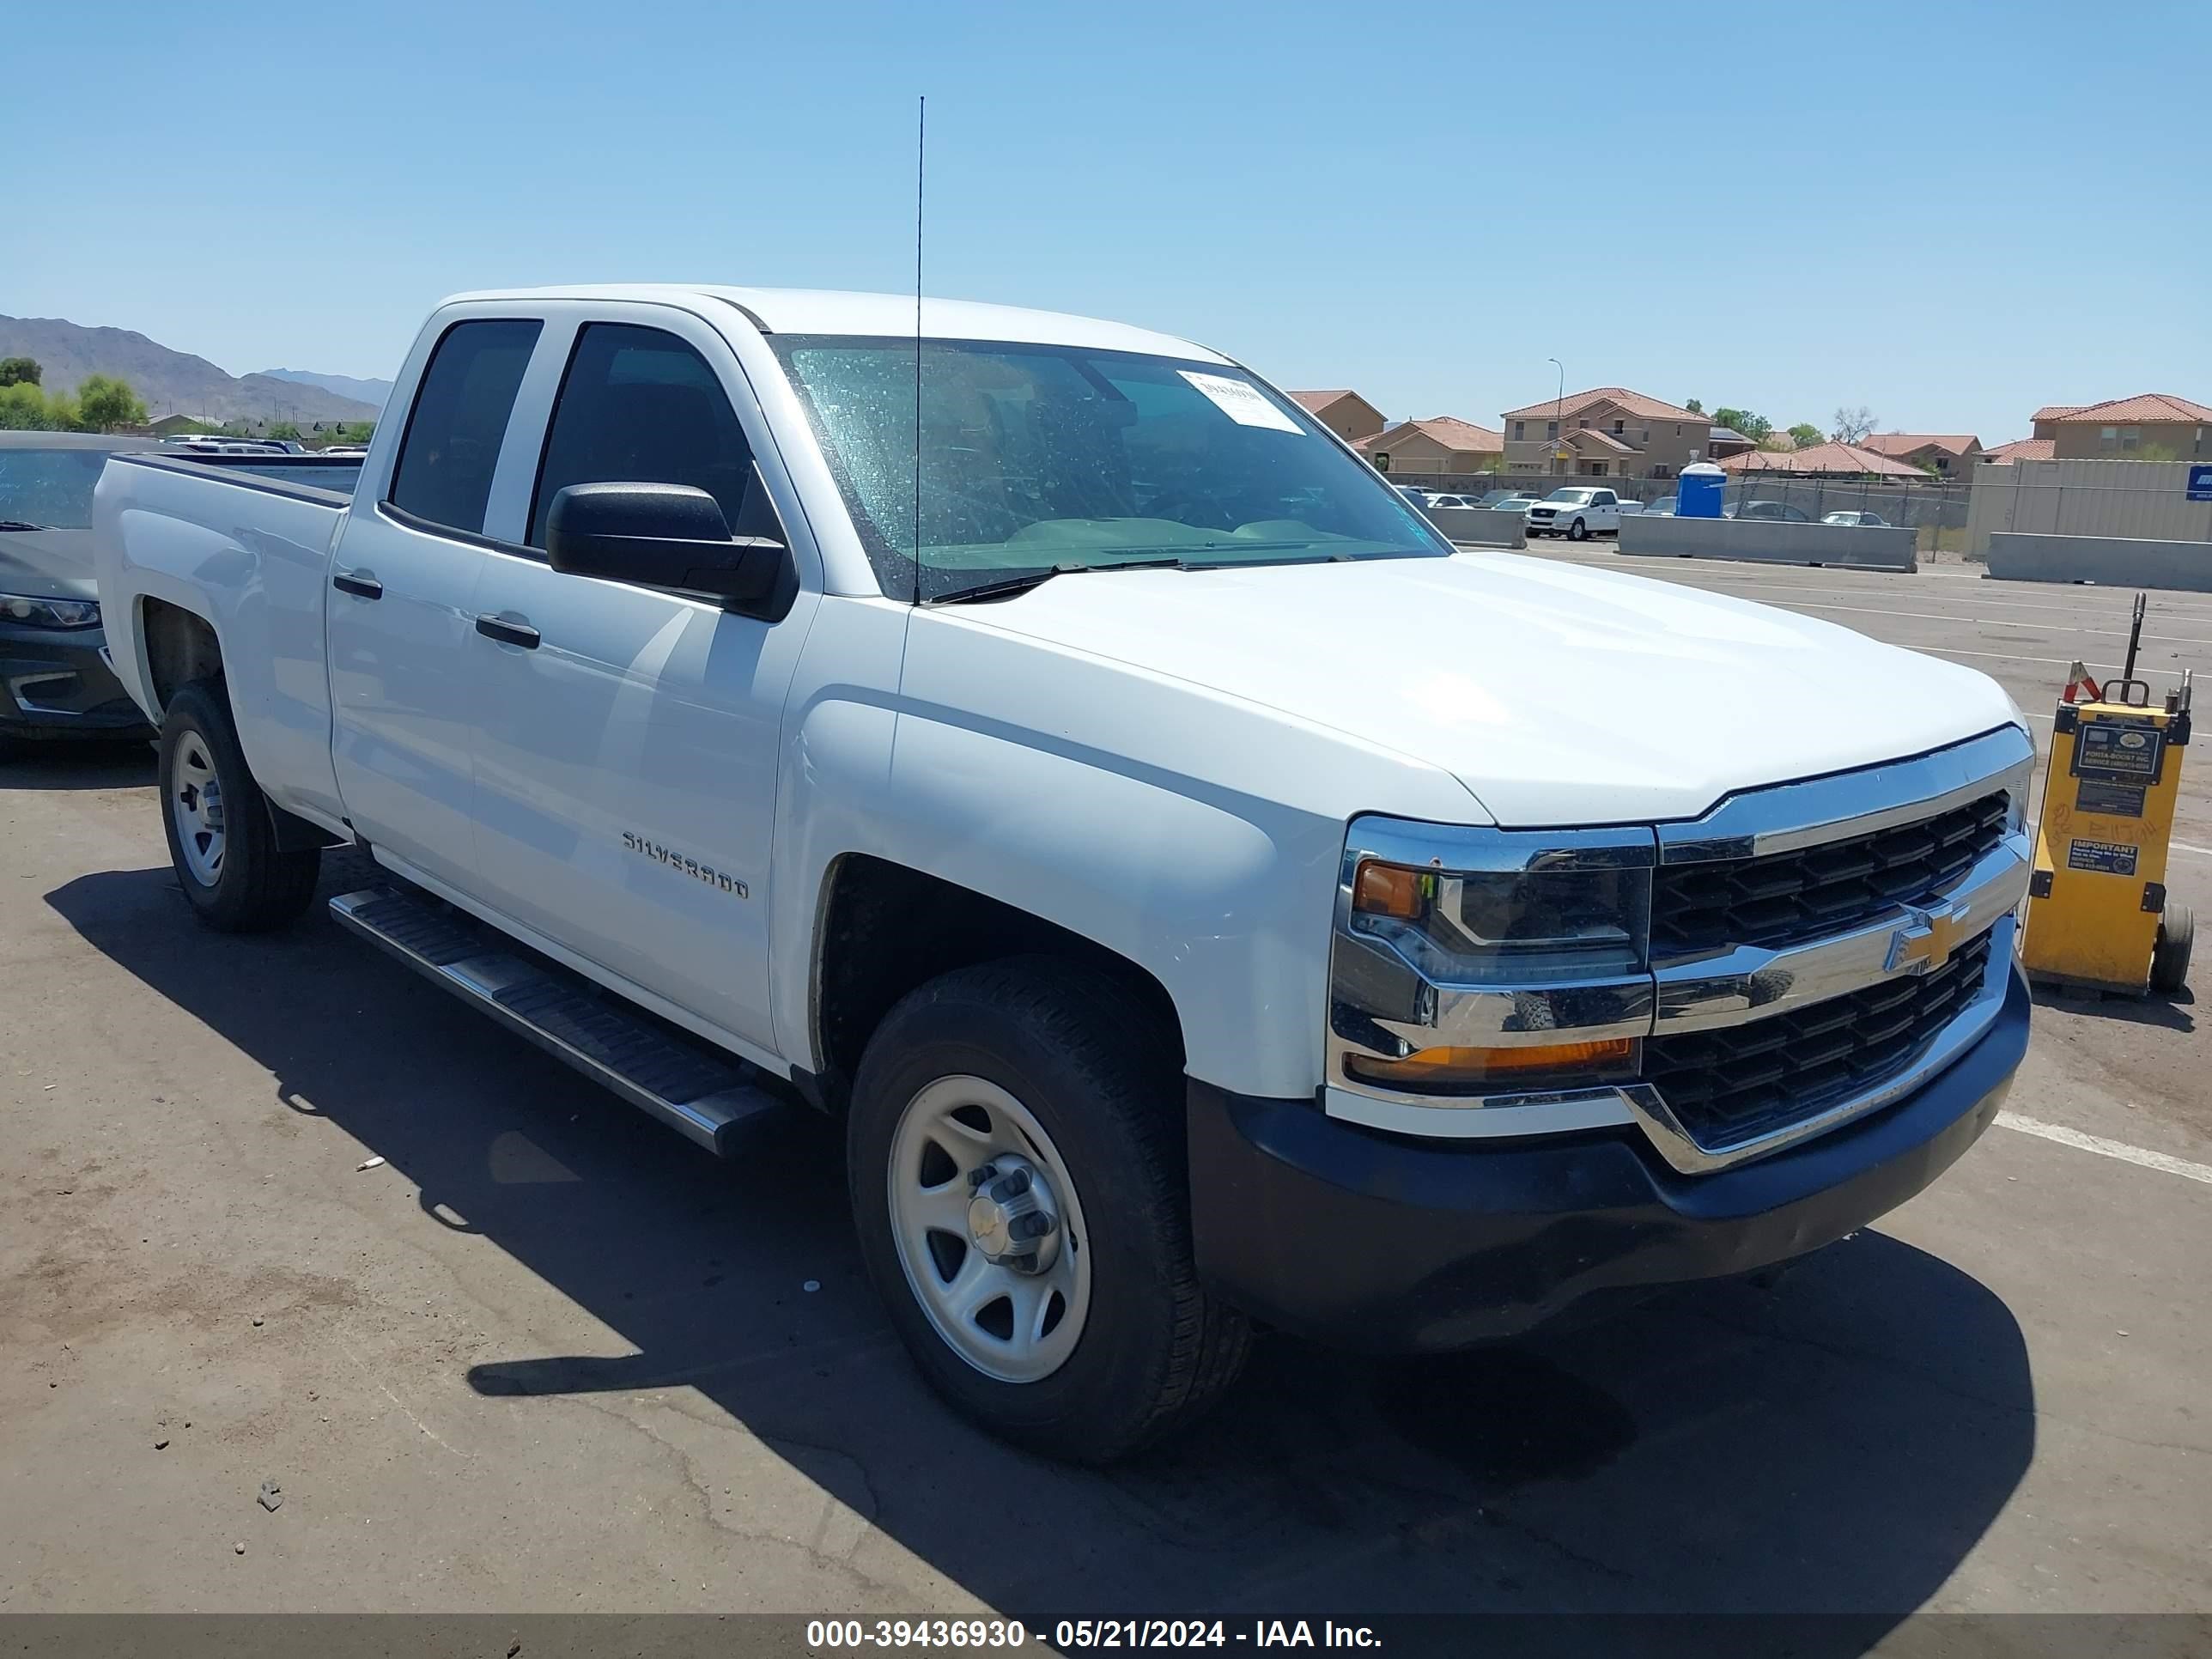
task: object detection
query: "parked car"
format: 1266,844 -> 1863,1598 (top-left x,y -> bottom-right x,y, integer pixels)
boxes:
1473,489 -> 1527,509
1390,483 -> 1431,507
1726,501 -> 1812,522
1822,510 -> 1891,527
1524,485 -> 1638,540
1424,493 -> 1477,510
96,283 -> 2033,1462
1643,496 -> 1678,517
1486,494 -> 1542,515
0,433 -> 161,751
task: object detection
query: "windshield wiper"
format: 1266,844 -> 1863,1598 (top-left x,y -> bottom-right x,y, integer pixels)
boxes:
931,556 -> 1188,605
0,520 -> 50,532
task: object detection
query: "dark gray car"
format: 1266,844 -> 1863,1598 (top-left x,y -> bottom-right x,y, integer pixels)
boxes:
0,432 -> 160,749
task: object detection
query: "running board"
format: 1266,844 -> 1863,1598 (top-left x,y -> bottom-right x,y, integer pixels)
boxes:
329,888 -> 785,1156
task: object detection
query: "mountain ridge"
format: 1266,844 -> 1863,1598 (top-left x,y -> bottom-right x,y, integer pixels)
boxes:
0,315 -> 381,426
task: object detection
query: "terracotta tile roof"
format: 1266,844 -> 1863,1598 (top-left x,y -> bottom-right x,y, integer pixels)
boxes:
1356,416 -> 1503,455
2031,404 -> 2087,423
1718,442 -> 1927,477
1861,433 -> 1982,458
1499,386 -> 1705,424
1985,438 -> 2054,464
2043,393 -> 2212,425
1290,390 -> 1359,414
1567,427 -> 1635,453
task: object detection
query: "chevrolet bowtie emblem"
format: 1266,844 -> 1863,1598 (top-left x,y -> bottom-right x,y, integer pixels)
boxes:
1887,904 -> 1963,975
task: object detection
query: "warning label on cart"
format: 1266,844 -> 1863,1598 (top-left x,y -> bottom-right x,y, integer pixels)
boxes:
2074,720 -> 2165,783
2067,838 -> 2140,876
2075,779 -> 2148,817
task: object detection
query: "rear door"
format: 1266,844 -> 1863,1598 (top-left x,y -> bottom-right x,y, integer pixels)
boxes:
464,306 -> 818,1054
328,315 -> 542,890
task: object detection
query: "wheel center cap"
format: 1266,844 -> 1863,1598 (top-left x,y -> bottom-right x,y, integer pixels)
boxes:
964,1156 -> 1060,1273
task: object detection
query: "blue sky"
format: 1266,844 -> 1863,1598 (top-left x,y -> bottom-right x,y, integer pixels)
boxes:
12,2 -> 2209,442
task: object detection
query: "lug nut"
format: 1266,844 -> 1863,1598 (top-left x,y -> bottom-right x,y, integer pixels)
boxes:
967,1163 -> 999,1190
1015,1211 -> 1054,1241
992,1169 -> 1031,1201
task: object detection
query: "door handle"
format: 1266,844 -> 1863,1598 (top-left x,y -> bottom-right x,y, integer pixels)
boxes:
331,570 -> 383,599
475,613 -> 540,650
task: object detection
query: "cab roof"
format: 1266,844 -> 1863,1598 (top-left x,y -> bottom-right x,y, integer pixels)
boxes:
439,284 -> 1231,363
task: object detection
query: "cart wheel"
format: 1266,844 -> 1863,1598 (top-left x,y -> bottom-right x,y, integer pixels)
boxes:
2151,903 -> 2194,997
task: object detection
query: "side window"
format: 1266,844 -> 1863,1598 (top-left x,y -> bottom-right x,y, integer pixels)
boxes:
387,319 -> 542,535
529,323 -> 756,548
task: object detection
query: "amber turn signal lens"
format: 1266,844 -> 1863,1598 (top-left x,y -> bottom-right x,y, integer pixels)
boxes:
1347,1037 -> 1635,1086
1352,860 -> 1430,920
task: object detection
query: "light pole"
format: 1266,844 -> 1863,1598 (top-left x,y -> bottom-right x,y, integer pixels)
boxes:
1547,357 -> 1566,477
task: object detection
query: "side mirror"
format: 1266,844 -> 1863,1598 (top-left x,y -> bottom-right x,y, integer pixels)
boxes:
545,480 -> 795,619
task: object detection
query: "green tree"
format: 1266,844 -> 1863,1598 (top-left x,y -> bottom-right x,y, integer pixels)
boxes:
0,356 -> 41,388
267,421 -> 301,441
1685,398 -> 1704,415
0,382 -> 54,428
1712,407 -> 1773,442
1787,422 -> 1824,449
76,374 -> 147,433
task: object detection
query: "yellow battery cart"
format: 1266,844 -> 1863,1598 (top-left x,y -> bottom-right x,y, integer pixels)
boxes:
2023,593 -> 2195,997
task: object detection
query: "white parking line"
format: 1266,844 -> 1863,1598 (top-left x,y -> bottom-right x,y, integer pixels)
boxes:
1996,1112 -> 2212,1187
2172,841 -> 2212,859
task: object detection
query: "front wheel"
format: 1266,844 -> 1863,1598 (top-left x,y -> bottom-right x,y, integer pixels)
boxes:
1568,516 -> 1590,541
848,957 -> 1251,1462
159,678 -> 321,932
2151,904 -> 2194,996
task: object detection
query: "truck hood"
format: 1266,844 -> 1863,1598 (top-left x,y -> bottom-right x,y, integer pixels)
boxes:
0,526 -> 99,604
957,550 -> 2023,826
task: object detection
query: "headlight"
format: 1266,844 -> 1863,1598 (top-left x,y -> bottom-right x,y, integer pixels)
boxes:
1333,826 -> 1655,1094
0,593 -> 100,629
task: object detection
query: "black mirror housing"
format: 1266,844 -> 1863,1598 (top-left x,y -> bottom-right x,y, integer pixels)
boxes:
545,479 -> 796,621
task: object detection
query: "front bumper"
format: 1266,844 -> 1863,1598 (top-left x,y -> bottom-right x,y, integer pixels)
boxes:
1188,962 -> 2028,1352
0,623 -> 151,740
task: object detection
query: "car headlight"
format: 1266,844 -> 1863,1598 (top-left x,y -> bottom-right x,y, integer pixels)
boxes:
1333,825 -> 1655,1094
0,593 -> 100,629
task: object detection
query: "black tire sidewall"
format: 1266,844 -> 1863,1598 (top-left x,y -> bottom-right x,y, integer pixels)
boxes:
847,967 -> 1199,1459
158,681 -> 273,929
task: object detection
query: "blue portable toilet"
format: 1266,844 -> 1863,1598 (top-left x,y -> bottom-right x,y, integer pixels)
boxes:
1677,462 -> 1725,519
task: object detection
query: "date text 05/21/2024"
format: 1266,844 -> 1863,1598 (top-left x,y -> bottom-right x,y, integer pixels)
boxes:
804,1620 -> 1382,1649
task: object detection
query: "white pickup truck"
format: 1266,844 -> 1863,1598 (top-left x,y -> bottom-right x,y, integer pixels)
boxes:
1523,485 -> 1639,540
94,284 -> 2033,1462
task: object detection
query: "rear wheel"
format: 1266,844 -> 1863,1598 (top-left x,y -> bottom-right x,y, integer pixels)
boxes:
159,678 -> 321,933
848,957 -> 1251,1462
2151,903 -> 2194,996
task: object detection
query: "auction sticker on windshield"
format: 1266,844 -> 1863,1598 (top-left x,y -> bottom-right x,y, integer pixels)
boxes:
1178,371 -> 1303,433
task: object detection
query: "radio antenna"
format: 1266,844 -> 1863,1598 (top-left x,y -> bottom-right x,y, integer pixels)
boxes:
912,94 -> 926,606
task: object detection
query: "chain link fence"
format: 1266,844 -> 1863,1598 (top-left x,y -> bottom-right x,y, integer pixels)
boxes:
1382,469 -> 1974,552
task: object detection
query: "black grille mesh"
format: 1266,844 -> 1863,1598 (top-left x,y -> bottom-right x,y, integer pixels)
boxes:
1644,932 -> 1993,1148
1652,791 -> 2009,959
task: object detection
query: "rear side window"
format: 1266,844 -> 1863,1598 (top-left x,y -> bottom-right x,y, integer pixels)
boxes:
528,323 -> 756,548
387,319 -> 542,535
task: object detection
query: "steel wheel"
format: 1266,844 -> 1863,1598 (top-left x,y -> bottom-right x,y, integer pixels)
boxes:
170,733 -> 227,887
886,1074 -> 1092,1384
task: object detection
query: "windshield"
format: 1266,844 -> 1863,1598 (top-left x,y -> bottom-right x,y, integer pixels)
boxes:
768,337 -> 1450,601
1544,488 -> 1597,503
0,448 -> 113,530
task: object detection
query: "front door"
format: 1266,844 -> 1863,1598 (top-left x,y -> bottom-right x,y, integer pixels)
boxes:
465,315 -> 812,1054
329,317 -> 541,891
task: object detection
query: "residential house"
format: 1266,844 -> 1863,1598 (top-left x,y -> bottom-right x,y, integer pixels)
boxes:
1984,437 -> 2054,465
1717,442 -> 1927,479
1289,390 -> 1387,444
1354,417 -> 1504,476
2029,394 -> 2212,460
1498,387 -> 1711,478
1706,426 -> 1757,460
149,413 -> 212,436
1860,433 -> 1984,474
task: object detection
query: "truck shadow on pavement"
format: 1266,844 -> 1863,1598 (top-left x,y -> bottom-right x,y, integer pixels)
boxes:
50,861 -> 2037,1633
0,741 -> 154,791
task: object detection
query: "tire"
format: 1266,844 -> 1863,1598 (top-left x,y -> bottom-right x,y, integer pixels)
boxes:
1568,517 -> 1590,542
848,957 -> 1252,1463
2151,903 -> 2194,996
158,678 -> 322,933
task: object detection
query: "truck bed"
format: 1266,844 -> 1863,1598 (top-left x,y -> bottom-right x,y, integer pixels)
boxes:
108,449 -> 364,504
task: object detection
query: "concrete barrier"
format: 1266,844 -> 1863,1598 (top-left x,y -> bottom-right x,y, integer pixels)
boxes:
1986,532 -> 2212,592
1427,505 -> 1525,549
1618,514 -> 1917,571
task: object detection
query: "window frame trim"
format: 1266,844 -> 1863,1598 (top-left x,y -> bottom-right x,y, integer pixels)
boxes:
381,315 -> 546,539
